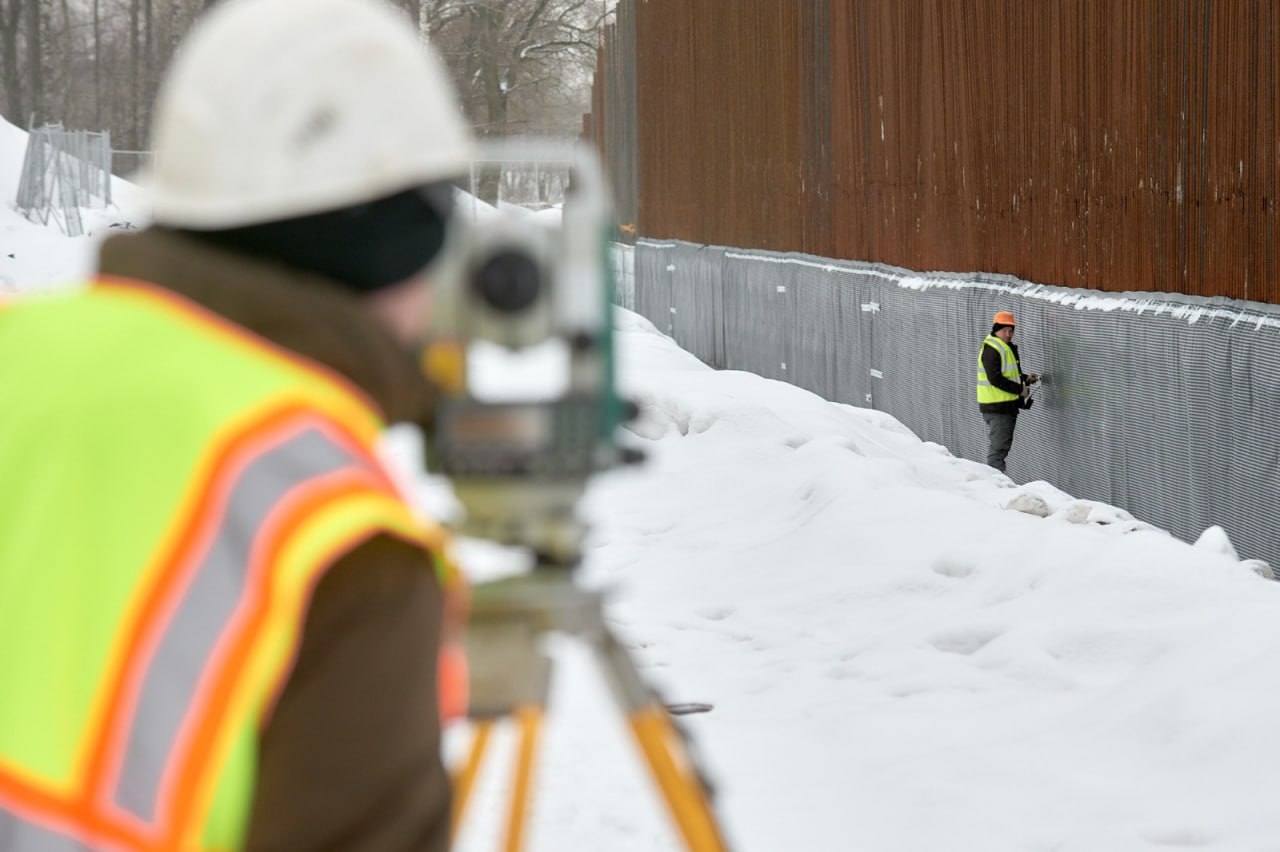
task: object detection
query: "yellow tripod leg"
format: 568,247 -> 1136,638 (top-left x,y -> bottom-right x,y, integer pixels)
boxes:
630,706 -> 730,852
458,575 -> 730,850
500,705 -> 545,852
452,720 -> 495,838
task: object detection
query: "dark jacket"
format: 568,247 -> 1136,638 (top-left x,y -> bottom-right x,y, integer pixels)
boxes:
98,229 -> 450,852
978,337 -> 1028,415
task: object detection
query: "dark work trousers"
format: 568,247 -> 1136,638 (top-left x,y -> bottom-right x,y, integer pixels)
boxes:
982,410 -> 1018,472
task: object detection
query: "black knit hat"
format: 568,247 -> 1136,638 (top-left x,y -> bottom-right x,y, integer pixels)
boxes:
183,181 -> 455,292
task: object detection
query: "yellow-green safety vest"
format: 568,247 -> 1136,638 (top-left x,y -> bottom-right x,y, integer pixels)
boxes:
976,333 -> 1021,404
0,279 -> 448,851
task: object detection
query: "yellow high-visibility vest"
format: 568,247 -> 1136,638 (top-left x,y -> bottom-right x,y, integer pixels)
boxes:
976,333 -> 1021,404
0,279 -> 448,850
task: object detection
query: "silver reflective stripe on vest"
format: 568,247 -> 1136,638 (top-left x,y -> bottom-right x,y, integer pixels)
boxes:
992,338 -> 1018,378
0,806 -> 92,852
113,426 -> 362,823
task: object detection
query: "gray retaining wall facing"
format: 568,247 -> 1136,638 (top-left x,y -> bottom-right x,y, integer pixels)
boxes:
632,239 -> 1280,570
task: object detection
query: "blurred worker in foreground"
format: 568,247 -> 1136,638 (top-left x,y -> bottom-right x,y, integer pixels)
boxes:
0,0 -> 472,849
976,310 -> 1039,474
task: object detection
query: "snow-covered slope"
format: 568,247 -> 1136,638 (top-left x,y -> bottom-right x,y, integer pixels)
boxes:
459,308 -> 1278,851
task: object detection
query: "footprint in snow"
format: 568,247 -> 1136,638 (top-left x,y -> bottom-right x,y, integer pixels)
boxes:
927,627 -> 1002,655
931,559 -> 975,579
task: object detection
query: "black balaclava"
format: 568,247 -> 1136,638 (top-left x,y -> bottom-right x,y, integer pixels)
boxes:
182,181 -> 455,292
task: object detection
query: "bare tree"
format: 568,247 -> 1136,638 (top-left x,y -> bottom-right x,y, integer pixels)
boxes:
42,0 -> 74,121
426,0 -> 602,136
0,0 -> 604,185
93,0 -> 101,126
128,0 -> 139,145
24,0 -> 42,122
424,0 -> 605,201
0,0 -> 26,122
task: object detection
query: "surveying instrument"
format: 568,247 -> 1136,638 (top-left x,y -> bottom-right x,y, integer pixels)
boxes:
423,142 -> 732,851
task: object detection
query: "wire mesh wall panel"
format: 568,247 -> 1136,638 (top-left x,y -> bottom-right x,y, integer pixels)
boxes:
635,242 -> 676,338
871,282 -> 970,456
611,244 -> 635,311
670,244 -> 727,367
838,271 -> 875,411
789,259 -> 843,402
634,239 -> 1280,571
721,250 -> 795,382
609,0 -> 1280,303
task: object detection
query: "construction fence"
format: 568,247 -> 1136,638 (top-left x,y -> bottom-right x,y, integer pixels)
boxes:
593,0 -> 1280,303
15,124 -> 113,237
629,239 -> 1280,573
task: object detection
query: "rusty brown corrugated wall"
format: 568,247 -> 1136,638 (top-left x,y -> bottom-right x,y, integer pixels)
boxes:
599,0 -> 1280,301
589,3 -> 639,236
633,0 -> 813,252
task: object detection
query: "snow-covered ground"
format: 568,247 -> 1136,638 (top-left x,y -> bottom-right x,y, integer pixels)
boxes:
441,310 -> 1278,852
5,117 -> 1280,851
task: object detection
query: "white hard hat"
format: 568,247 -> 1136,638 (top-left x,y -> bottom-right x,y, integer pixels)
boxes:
145,0 -> 473,228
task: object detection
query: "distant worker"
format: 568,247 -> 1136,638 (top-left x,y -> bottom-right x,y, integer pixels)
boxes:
977,310 -> 1039,474
0,0 -> 472,850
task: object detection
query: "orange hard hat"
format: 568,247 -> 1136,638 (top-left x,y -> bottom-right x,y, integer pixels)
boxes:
992,311 -> 1016,327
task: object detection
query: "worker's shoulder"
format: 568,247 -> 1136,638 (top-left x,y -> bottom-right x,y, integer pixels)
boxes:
312,533 -> 443,625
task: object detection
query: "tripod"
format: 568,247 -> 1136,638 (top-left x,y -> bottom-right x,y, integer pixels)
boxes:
449,568 -> 732,851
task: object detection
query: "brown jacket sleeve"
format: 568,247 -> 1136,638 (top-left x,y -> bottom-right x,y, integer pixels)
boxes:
244,534 -> 450,852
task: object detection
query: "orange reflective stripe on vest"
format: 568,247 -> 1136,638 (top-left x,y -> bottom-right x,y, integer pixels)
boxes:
1,411 -> 412,850
105,421 -> 374,830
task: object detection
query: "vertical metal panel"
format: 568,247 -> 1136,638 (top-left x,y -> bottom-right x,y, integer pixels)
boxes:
720,249 -> 795,381
634,0 -> 808,252
800,0 -> 833,254
790,260 -> 842,401
603,1 -> 1280,303
591,3 -> 639,235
